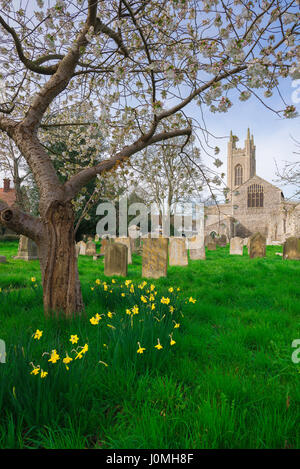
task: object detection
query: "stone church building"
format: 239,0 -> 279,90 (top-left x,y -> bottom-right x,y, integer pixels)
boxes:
204,129 -> 300,243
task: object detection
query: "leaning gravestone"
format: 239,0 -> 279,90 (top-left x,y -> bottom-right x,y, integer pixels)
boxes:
248,232 -> 266,258
283,237 -> 300,260
86,239 -> 97,256
142,238 -> 168,279
14,235 -> 38,260
230,237 -> 244,255
104,243 -> 128,277
116,237 -> 132,264
169,238 -> 188,266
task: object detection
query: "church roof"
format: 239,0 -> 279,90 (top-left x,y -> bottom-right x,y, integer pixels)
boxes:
233,174 -> 283,194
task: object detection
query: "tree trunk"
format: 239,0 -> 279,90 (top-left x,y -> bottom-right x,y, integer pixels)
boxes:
39,201 -> 84,317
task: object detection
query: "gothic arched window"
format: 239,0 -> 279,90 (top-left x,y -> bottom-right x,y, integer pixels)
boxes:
247,184 -> 264,207
234,164 -> 243,186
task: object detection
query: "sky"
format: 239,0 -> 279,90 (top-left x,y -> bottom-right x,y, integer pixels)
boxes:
191,75 -> 300,201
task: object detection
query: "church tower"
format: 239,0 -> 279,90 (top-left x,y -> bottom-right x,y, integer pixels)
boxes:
227,128 -> 256,199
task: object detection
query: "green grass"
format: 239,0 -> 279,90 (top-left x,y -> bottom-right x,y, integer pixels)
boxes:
0,240 -> 299,449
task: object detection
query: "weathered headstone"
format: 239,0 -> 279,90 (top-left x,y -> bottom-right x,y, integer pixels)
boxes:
207,239 -> 216,251
216,234 -> 227,247
142,238 -> 168,279
0,256 -> 7,263
230,236 -> 244,255
86,239 -> 97,256
248,232 -> 266,258
14,235 -> 38,260
77,241 -> 86,255
100,238 -> 109,255
104,243 -> 128,277
116,237 -> 132,264
188,235 -> 206,260
283,237 -> 300,260
169,238 -> 188,266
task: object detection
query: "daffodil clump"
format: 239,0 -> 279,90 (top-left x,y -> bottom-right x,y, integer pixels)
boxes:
28,278 -> 197,376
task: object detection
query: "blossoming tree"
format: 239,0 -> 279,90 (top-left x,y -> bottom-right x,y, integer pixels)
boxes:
0,0 -> 298,316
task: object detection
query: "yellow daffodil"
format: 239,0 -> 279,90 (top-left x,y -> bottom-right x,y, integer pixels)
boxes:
169,334 -> 176,346
130,284 -> 134,293
48,350 -> 60,363
107,311 -> 113,318
140,295 -> 147,303
90,316 -> 99,325
95,279 -> 101,285
31,277 -> 36,283
189,297 -> 196,303
112,279 -> 116,283
168,287 -> 174,293
63,354 -> 73,370
149,294 -> 155,302
40,370 -> 48,378
30,364 -> 40,375
132,305 -> 139,315
154,339 -> 163,350
177,287 -> 180,291
70,334 -> 79,344
161,297 -> 170,305
169,306 -> 174,313
121,293 -> 125,297
95,313 -> 102,321
151,303 -> 155,310
91,287 -> 95,291
125,279 -> 132,287
126,308 -> 132,315
137,342 -> 146,354
173,322 -> 180,329
103,285 -> 108,291
150,284 -> 155,291
33,329 -> 43,340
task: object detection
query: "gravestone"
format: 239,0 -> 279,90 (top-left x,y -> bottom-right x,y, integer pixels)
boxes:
188,235 -> 206,260
169,238 -> 188,266
128,225 -> 140,253
86,238 -> 97,256
0,256 -> 7,263
248,232 -> 266,258
207,239 -> 216,251
116,237 -> 132,264
230,236 -> 244,255
14,235 -> 38,261
104,243 -> 128,277
77,241 -> 86,255
142,238 -> 168,279
100,238 -> 109,255
216,234 -> 227,247
283,237 -> 300,260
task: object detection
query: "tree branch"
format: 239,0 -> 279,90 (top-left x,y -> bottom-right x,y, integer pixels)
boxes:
64,127 -> 191,200
0,201 -> 42,242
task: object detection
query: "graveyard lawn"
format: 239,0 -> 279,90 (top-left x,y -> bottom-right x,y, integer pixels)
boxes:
0,239 -> 299,449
